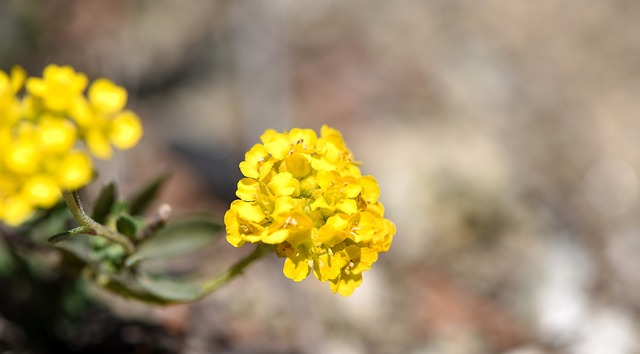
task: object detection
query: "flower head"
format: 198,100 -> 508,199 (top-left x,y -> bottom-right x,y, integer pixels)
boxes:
26,64 -> 88,113
225,126 -> 395,296
0,64 -> 143,226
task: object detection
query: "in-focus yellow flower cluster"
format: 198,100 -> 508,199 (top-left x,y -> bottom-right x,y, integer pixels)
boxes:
225,126 -> 395,296
0,64 -> 143,226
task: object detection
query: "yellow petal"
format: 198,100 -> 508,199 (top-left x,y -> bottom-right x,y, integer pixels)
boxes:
70,97 -> 94,127
25,77 -> 46,96
348,212 -> 377,242
226,233 -> 246,248
23,175 -> 60,208
316,170 -> 336,190
89,78 -> 127,114
268,172 -> 298,196
360,176 -> 380,203
239,161 -> 259,179
336,199 -> 357,215
259,129 -> 279,144
235,202 -> 266,223
236,178 -> 259,201
352,248 -> 378,274
263,134 -> 290,159
285,153 -> 311,178
317,214 -> 349,245
262,229 -> 289,244
57,152 -> 93,190
329,272 -> 362,297
38,115 -> 77,152
310,196 -> 330,211
313,253 -> 346,281
283,256 -> 310,282
109,111 -> 142,149
311,156 -> 336,172
10,65 -> 26,93
2,196 -> 34,226
224,208 -> 245,247
245,143 -> 269,164
343,181 -> 362,199
278,211 -> 313,247
289,128 -> 317,150
87,129 -> 113,159
259,160 -> 275,181
4,140 -> 40,174
273,196 -> 296,215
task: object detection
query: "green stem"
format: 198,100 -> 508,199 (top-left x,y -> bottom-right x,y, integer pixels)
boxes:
48,225 -> 94,244
199,244 -> 271,296
62,190 -> 135,254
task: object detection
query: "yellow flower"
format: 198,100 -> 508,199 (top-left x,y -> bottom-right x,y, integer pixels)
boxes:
0,196 -> 33,227
72,78 -> 143,159
109,111 -> 143,149
0,65 -> 143,226
37,114 -> 77,152
3,138 -> 40,175
225,126 -> 395,296
56,152 -> 93,190
88,78 -> 127,114
0,66 -> 25,124
23,175 -> 60,208
26,64 -> 87,113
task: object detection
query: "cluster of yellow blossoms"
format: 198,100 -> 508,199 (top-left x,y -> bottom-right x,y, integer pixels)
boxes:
225,126 -> 395,296
0,65 -> 142,226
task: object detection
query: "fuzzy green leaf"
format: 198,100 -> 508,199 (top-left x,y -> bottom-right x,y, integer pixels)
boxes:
116,214 -> 139,239
48,226 -> 94,244
125,216 -> 223,267
48,231 -> 72,244
100,271 -> 205,305
92,182 -> 117,224
128,172 -> 170,216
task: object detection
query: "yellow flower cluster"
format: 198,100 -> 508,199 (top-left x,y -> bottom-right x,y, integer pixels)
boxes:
0,64 -> 143,226
225,126 -> 395,296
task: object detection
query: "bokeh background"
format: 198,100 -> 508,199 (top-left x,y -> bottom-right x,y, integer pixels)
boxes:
3,1 -> 640,353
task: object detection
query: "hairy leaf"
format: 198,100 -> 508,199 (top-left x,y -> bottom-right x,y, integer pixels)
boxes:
128,172 -> 170,216
101,271 -> 205,305
92,182 -> 117,224
125,216 -> 223,267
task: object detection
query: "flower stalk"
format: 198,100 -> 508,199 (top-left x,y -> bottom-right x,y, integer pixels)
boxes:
62,190 -> 135,254
199,244 -> 271,297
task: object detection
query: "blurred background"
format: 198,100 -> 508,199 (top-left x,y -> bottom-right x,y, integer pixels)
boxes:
2,1 -> 640,353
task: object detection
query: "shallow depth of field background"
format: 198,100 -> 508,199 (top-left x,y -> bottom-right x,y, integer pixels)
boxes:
3,1 -> 640,353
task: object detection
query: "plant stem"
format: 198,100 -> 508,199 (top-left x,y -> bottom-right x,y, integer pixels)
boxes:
200,244 -> 271,296
62,190 -> 135,254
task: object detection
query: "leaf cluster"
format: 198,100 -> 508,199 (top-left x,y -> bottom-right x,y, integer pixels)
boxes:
47,174 -> 224,304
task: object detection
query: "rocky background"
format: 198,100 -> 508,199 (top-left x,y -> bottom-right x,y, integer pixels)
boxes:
2,1 -> 640,353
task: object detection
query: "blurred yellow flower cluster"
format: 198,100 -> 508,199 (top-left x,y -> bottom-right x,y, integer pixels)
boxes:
225,126 -> 395,296
0,64 -> 143,226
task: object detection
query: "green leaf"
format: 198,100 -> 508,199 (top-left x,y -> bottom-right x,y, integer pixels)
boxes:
104,244 -> 126,262
48,231 -> 71,244
116,214 -> 139,239
138,274 -> 205,303
100,271 -> 205,305
125,216 -> 223,267
48,226 -> 94,244
128,172 -> 170,216
92,182 -> 117,224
